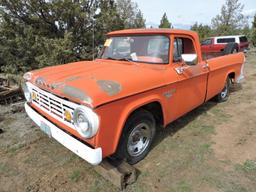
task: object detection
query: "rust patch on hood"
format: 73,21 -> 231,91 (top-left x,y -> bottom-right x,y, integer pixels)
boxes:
62,85 -> 92,104
65,76 -> 81,82
96,80 -> 122,96
51,82 -> 65,90
50,76 -> 81,90
34,76 -> 92,105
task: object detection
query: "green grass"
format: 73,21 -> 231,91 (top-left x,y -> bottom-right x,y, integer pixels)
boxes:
210,107 -> 232,122
176,181 -> 192,192
0,162 -> 18,176
241,160 -> 256,172
200,125 -> 215,134
236,160 -> 256,176
69,170 -> 81,182
7,143 -> 25,154
185,120 -> 215,137
0,163 -> 9,173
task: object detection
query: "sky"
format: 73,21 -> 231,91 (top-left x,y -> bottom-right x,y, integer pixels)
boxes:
135,0 -> 256,29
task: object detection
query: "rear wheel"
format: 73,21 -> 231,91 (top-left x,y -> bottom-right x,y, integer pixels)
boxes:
114,109 -> 156,165
223,43 -> 238,55
215,77 -> 231,102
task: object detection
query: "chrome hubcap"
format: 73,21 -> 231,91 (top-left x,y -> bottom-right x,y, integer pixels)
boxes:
127,123 -> 151,157
221,83 -> 228,98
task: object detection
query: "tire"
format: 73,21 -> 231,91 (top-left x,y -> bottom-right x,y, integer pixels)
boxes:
114,109 -> 156,165
215,77 -> 231,102
223,43 -> 238,55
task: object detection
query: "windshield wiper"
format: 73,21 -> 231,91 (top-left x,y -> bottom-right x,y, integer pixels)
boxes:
117,57 -> 133,62
104,57 -> 134,62
104,57 -> 119,61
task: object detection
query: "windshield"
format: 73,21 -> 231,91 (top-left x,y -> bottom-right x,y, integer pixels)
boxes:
100,35 -> 170,64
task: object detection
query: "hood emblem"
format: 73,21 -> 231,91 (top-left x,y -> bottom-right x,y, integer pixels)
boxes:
35,76 -> 47,87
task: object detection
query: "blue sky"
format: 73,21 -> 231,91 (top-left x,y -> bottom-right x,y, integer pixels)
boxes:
135,0 -> 256,29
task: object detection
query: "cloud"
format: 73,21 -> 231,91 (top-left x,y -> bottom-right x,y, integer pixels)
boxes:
243,9 -> 256,18
146,22 -> 158,28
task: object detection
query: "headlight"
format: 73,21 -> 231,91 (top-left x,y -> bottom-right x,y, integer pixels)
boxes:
22,83 -> 32,102
73,106 -> 99,138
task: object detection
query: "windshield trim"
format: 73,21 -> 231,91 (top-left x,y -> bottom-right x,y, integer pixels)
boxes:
99,34 -> 171,65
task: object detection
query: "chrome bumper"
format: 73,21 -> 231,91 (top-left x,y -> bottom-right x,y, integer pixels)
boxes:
25,103 -> 102,165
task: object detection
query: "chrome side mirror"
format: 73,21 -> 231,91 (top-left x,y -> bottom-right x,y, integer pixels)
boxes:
181,54 -> 198,65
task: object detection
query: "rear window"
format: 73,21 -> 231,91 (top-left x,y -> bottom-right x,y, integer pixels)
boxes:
217,38 -> 235,43
239,36 -> 248,43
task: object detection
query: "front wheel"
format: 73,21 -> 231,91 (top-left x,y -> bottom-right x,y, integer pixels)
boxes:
215,77 -> 231,102
114,109 -> 156,165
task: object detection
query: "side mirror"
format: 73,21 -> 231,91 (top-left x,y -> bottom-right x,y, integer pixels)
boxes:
97,45 -> 104,58
181,54 -> 198,65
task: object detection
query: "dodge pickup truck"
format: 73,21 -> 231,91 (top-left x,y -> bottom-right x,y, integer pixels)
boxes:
23,29 -> 245,165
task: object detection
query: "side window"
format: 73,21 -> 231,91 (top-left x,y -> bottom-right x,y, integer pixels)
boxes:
239,36 -> 248,43
217,38 -> 235,43
173,38 -> 183,62
201,39 -> 212,45
173,37 -> 196,63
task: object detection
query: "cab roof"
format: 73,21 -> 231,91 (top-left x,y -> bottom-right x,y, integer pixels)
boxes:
107,28 -> 198,36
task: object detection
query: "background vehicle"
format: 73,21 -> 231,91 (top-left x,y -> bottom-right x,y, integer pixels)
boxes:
23,29 -> 245,165
201,35 -> 249,54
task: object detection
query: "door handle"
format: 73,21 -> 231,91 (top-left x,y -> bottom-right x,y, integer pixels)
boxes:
202,63 -> 209,69
175,66 -> 190,75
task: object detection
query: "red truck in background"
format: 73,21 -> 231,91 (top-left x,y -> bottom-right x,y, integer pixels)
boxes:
201,35 -> 250,54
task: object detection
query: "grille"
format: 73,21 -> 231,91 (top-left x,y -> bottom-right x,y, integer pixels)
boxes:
29,83 -> 78,130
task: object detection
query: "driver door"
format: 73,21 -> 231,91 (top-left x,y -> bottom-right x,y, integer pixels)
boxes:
173,36 -> 209,117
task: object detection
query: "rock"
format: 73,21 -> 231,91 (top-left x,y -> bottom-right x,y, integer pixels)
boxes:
11,101 -> 25,113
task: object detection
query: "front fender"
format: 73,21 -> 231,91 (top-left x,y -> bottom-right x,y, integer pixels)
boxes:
94,92 -> 165,157
115,94 -> 164,145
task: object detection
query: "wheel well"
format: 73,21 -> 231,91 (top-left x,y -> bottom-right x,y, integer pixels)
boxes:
228,72 -> 235,82
129,102 -> 164,127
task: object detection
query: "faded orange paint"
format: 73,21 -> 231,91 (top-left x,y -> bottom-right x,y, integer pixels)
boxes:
25,29 -> 245,158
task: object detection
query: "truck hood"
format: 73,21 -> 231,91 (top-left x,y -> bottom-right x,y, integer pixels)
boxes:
29,60 -> 169,108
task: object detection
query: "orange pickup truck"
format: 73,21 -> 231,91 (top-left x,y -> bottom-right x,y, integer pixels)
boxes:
23,29 -> 245,165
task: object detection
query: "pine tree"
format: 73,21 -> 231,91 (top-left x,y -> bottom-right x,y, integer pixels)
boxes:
191,22 -> 212,40
0,0 -> 129,73
253,15 -> 256,28
211,0 -> 248,35
251,14 -> 256,47
134,10 -> 146,28
95,0 -> 124,49
159,13 -> 172,28
0,0 -> 97,73
116,0 -> 145,28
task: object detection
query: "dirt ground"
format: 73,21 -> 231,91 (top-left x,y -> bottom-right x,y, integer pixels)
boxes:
0,49 -> 256,192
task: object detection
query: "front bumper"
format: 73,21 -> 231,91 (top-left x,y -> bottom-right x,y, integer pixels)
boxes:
25,103 -> 102,165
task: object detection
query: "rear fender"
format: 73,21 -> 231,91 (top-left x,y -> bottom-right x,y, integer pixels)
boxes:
205,52 -> 244,101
